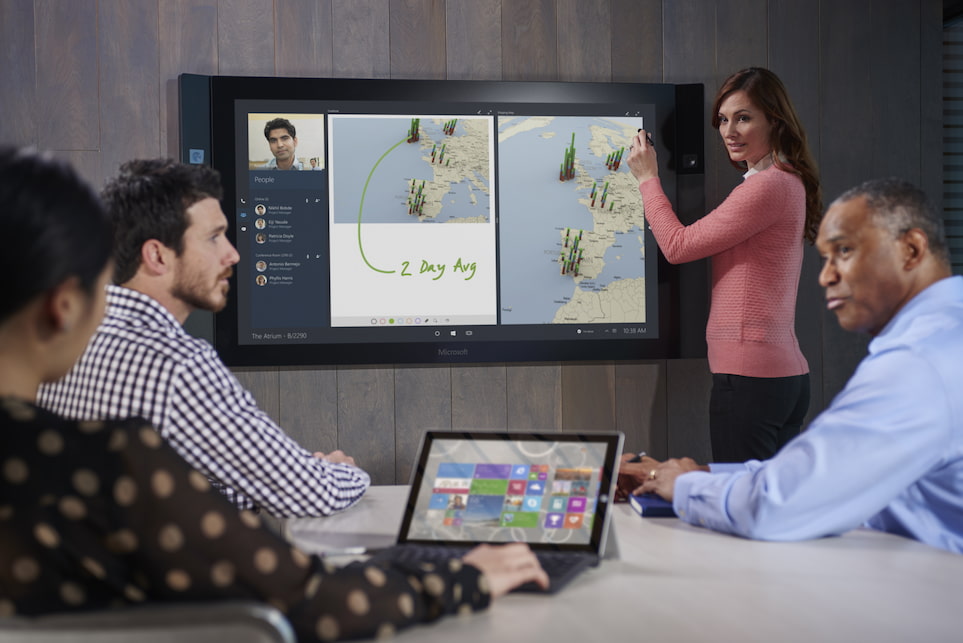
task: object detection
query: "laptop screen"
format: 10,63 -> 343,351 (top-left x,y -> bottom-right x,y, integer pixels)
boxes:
398,431 -> 623,553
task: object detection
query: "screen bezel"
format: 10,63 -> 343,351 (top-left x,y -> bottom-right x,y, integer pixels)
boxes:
205,75 -> 692,366
397,430 -> 624,554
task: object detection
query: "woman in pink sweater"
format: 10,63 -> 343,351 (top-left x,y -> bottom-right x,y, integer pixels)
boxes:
627,67 -> 821,462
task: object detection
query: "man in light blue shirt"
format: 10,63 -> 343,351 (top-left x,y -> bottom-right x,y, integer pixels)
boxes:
625,178 -> 963,554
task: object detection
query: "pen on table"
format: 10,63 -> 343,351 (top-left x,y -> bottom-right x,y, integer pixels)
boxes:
628,451 -> 647,463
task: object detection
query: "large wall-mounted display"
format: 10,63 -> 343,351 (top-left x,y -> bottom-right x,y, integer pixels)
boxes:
180,74 -> 704,366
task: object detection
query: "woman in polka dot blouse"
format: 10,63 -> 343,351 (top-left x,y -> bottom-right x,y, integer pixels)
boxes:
0,148 -> 547,640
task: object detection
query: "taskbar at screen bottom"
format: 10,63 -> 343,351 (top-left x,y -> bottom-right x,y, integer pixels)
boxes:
238,323 -> 655,346
222,327 -> 674,365
332,314 -> 495,327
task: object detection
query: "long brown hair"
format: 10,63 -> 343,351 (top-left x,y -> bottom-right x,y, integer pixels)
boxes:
711,67 -> 823,244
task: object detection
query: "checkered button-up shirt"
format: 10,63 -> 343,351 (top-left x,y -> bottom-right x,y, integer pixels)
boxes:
38,285 -> 370,517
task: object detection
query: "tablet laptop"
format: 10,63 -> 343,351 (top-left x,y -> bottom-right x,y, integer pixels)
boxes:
370,430 -> 624,593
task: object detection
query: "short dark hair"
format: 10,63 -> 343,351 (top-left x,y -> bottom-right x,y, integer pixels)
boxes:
834,178 -> 950,265
264,118 -> 296,140
101,159 -> 223,284
0,146 -> 112,324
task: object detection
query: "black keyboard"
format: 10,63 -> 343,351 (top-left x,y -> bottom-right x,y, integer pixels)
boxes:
368,544 -> 595,594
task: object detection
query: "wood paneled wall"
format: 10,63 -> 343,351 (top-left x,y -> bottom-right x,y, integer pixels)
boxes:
0,0 -> 941,484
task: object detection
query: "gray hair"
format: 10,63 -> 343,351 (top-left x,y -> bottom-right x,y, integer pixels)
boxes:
833,178 -> 949,265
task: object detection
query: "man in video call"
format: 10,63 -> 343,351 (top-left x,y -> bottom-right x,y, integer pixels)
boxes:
39,159 -> 370,518
619,178 -> 963,554
262,117 -> 303,170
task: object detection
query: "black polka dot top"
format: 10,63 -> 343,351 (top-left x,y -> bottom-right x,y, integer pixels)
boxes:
0,397 -> 490,640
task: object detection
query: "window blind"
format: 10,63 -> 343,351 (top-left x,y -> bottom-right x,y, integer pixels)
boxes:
944,18 -> 963,274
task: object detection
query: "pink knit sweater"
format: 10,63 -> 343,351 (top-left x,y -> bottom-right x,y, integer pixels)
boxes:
640,166 -> 809,377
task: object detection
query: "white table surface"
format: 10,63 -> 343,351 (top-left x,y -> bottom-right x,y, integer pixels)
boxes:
287,486 -> 963,642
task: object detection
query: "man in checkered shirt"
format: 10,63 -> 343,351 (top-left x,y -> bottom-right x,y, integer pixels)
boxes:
38,159 -> 370,517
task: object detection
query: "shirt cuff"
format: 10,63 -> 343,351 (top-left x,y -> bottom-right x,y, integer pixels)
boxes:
672,470 -> 714,521
638,176 -> 662,195
708,462 -> 749,474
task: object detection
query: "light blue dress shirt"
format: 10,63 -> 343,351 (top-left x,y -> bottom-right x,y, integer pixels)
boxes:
673,276 -> 963,553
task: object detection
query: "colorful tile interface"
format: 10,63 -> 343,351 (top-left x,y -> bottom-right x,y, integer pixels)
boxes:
430,462 -> 600,529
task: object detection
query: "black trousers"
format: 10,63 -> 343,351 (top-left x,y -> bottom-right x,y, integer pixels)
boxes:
708,373 -> 810,463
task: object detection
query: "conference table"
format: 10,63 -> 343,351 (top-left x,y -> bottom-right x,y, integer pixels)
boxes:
287,486 -> 963,642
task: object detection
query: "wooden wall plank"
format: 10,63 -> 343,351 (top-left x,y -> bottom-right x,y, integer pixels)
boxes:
871,0 -> 921,182
389,0 -> 447,79
54,150 -> 104,191
769,0 -> 820,150
217,0 -> 275,76
610,0 -> 662,83
337,366 -> 395,484
159,0 -> 218,158
663,0 -> 716,205
716,0 -> 767,72
99,0 -> 161,180
507,364 -> 561,430
446,0 -> 501,80
35,0 -> 99,151
769,0 -> 824,422
561,363 -> 616,432
279,367 -> 340,454
556,0 -> 611,82
615,361 -> 667,458
395,366 -> 451,483
0,0 -> 37,147
818,0 -> 876,402
819,2 -> 875,202
665,358 -> 712,462
276,0 -> 334,77
712,0 -> 768,207
795,247 -> 825,425
452,364 -> 508,429
501,0 -> 556,80
331,0 -> 390,79
920,0 -> 942,210
662,0 -> 715,452
233,368 -> 281,422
